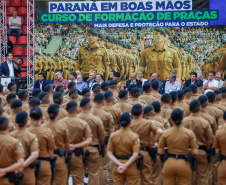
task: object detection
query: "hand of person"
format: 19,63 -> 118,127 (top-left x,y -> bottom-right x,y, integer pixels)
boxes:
0,169 -> 6,177
132,80 -> 136,84
15,167 -> 24,173
14,64 -> 18,70
117,164 -> 127,173
69,144 -> 76,151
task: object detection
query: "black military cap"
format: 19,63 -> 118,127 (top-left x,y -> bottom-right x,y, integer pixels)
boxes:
130,87 -> 140,94
183,87 -> 192,94
190,84 -> 197,90
98,33 -> 106,41
92,83 -> 101,90
151,81 -> 159,89
106,36 -> 113,43
151,101 -> 161,112
171,109 -> 183,125
220,87 -> 226,93
47,53 -> 51,57
81,88 -> 90,96
223,111 -> 226,120
177,90 -> 184,98
80,97 -> 91,107
163,28 -> 171,36
113,71 -> 120,78
38,92 -> 48,100
69,89 -> 78,96
53,92 -> 62,99
118,89 -> 128,98
6,93 -> 16,102
189,100 -> 201,111
101,82 -> 109,89
56,85 -> 64,92
180,43 -> 185,48
109,80 -> 117,86
128,84 -> 136,92
118,40 -> 123,47
35,52 -> 40,55
127,43 -> 132,49
88,28 -> 98,36
44,84 -> 52,92
11,99 -> 22,109
154,28 -> 166,37
206,91 -> 215,99
113,37 -> 118,45
170,91 -> 178,100
195,81 -> 203,87
29,98 -> 41,105
16,111 -> 28,125
214,90 -> 222,95
32,88 -> 41,97
169,36 -> 174,42
8,82 -> 16,89
104,90 -> 113,99
94,93 -> 104,101
122,42 -> 128,49
120,112 -> 132,126
68,81 -> 76,89
18,90 -> 27,99
43,52 -> 47,55
143,105 -> 154,114
143,82 -> 152,91
198,95 -> 208,104
66,100 -> 77,111
161,93 -> 171,101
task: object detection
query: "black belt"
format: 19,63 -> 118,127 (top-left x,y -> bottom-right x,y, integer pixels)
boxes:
168,153 -> 189,161
139,147 -> 150,152
38,157 -> 52,161
221,155 -> 226,161
54,148 -> 66,157
114,154 -> 132,160
198,145 -> 207,151
90,145 -> 99,149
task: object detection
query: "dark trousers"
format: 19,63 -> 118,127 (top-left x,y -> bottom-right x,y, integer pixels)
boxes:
7,29 -> 22,39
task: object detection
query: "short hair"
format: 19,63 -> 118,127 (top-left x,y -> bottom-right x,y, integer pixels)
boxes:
139,70 -> 144,75
96,73 -> 102,78
56,85 -> 64,93
190,72 -> 197,77
6,53 -> 12,57
92,85 -> 101,94
131,91 -> 140,98
66,101 -> 78,113
215,72 -> 222,78
18,90 -> 28,101
209,71 -> 215,76
8,82 -> 16,92
169,73 -> 176,80
38,73 -> 44,77
77,74 -> 83,79
92,70 -> 97,73
0,117 -> 9,131
44,84 -> 53,93
70,72 -> 77,78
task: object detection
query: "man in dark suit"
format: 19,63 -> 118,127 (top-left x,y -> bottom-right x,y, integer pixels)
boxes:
126,72 -> 142,88
34,73 -> 49,91
183,72 -> 198,89
0,53 -> 21,92
0,53 -> 21,77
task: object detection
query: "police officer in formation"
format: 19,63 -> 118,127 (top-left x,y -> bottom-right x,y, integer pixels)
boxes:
2,27 -> 226,185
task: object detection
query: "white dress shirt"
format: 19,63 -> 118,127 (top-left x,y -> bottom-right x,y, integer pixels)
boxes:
204,79 -> 219,94
9,16 -> 21,29
7,62 -> 14,77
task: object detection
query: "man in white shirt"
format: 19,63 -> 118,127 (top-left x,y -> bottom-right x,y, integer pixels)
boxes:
165,72 -> 181,93
7,10 -> 22,40
137,70 -> 147,86
203,71 -> 219,94
215,72 -> 225,88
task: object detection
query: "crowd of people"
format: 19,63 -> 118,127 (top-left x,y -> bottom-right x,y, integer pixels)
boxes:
1,59 -> 226,184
